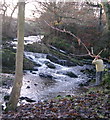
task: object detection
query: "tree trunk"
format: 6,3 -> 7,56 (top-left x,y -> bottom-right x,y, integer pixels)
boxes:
101,0 -> 110,30
6,0 -> 25,111
101,0 -> 110,57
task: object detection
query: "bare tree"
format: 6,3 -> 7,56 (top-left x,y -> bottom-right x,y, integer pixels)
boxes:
101,0 -> 110,30
6,0 -> 25,111
1,0 -> 18,37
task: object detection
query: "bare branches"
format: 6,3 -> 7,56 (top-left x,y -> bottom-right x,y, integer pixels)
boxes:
44,20 -> 107,59
44,20 -> 93,57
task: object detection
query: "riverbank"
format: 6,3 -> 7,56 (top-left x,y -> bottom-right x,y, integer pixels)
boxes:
2,85 -> 110,119
1,72 -> 110,119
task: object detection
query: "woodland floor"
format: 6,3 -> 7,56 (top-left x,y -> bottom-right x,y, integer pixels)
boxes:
1,85 -> 110,120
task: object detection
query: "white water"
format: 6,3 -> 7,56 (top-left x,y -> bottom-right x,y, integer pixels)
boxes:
2,35 -> 93,105
19,51 -> 91,103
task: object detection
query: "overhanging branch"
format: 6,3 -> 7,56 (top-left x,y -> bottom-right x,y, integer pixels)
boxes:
44,20 -> 109,61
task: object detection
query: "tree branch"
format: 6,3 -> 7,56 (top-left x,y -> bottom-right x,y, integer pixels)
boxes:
44,20 -> 109,61
44,20 -> 93,57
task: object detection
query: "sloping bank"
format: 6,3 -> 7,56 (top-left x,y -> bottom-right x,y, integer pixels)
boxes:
2,82 -> 110,119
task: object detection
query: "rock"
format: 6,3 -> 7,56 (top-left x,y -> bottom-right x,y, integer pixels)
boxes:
45,62 -> 56,69
2,49 -> 37,72
79,79 -> 92,87
46,54 -> 59,64
47,54 -> 76,66
66,95 -> 71,98
35,63 -> 42,67
19,97 -> 36,102
4,95 -> 10,101
39,73 -> 53,79
24,43 -> 49,53
2,81 -> 7,86
34,83 -> 37,86
65,72 -> 78,78
57,95 -> 62,98
66,60 -> 77,66
26,86 -> 30,89
2,49 -> 16,71
32,71 -> 37,74
80,68 -> 95,74
33,68 -> 38,71
58,60 -> 76,66
23,57 -> 36,70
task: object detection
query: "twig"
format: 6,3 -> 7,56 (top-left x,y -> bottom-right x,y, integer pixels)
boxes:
44,20 -> 108,60
44,20 -> 93,56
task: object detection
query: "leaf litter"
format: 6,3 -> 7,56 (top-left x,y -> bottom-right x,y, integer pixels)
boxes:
2,87 -> 110,120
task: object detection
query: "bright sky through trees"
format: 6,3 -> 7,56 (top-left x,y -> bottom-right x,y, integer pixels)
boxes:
3,0 -> 110,19
3,0 -> 38,19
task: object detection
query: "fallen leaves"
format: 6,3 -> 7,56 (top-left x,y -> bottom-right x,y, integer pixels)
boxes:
2,90 -> 110,120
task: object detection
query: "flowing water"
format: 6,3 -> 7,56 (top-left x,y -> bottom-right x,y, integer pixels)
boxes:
2,36 -> 94,105
20,52 -> 92,103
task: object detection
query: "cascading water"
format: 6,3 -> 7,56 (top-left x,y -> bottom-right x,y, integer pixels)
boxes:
2,35 -> 94,105
20,51 -> 90,103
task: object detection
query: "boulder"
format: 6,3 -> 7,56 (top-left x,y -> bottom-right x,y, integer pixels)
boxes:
58,60 -> 77,66
20,97 -> 36,102
39,73 -> 53,79
4,95 -> 10,101
46,54 -> 59,64
2,49 -> 37,73
45,62 -> 56,69
2,49 -> 16,71
23,57 -> 36,70
26,86 -> 30,89
65,72 -> 78,78
35,63 -> 42,67
47,54 -> 76,66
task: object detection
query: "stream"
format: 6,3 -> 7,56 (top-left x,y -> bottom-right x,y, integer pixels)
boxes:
2,52 -> 94,105
1,36 -> 95,106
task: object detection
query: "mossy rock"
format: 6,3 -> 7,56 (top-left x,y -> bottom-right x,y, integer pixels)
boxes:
50,37 -> 74,53
23,57 -> 36,70
45,62 -> 56,69
24,43 -> 49,53
2,49 -> 16,70
2,49 -> 36,73
65,72 -> 78,78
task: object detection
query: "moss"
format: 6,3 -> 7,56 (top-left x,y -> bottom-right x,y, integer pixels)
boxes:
103,71 -> 110,85
24,43 -> 49,53
2,49 -> 16,70
2,49 -> 36,73
23,57 -> 36,70
50,37 -> 74,53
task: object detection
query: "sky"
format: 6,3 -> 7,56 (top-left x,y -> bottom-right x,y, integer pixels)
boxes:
3,0 -> 109,19
4,0 -> 39,19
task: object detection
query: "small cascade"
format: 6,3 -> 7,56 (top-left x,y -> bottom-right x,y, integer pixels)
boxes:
2,36 -> 94,104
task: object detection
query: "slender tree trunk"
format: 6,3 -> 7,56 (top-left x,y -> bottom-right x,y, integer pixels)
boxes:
101,0 -> 110,57
6,0 -> 25,111
101,0 -> 110,30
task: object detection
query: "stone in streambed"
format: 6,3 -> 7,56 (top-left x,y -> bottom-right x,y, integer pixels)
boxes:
45,62 -> 56,69
4,95 -> 10,101
46,54 -> 77,66
34,83 -> 37,86
65,72 -> 78,78
20,97 -> 36,102
39,73 -> 53,79
26,86 -> 30,89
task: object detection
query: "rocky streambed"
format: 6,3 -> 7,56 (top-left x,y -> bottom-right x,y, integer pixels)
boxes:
1,51 -> 110,119
1,51 -> 96,107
